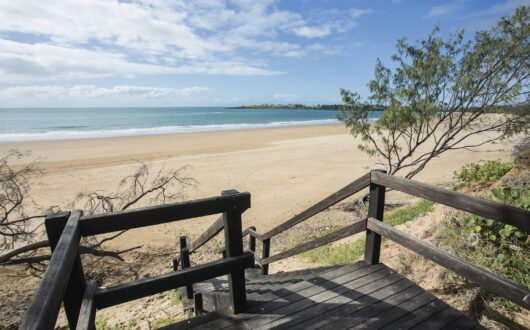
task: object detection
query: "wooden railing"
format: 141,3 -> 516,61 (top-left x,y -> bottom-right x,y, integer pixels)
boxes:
22,171 -> 530,330
21,190 -> 253,330
236,170 -> 530,309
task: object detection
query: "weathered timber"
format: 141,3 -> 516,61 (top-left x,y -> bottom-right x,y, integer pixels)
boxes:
21,211 -> 83,330
180,236 -> 193,299
95,252 -> 254,309
261,219 -> 367,265
194,293 -> 204,316
367,217 -> 530,309
261,238 -> 270,275
261,172 -> 370,240
188,215 -> 224,253
246,226 -> 257,252
76,281 -> 97,330
364,180 -> 386,265
371,171 -> 530,232
79,192 -> 250,236
222,189 -> 247,313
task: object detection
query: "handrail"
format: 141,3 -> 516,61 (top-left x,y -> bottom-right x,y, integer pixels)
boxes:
260,172 -> 371,240
260,219 -> 367,265
367,217 -> 530,309
188,215 -> 224,253
371,171 -> 530,232
95,252 -> 254,309
79,192 -> 251,236
21,211 -> 83,330
23,190 -> 252,328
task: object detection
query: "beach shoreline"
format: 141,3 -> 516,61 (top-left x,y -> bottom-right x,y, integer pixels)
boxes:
0,124 -> 347,172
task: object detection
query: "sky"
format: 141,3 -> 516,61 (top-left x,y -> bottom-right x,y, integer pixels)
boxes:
0,0 -> 528,107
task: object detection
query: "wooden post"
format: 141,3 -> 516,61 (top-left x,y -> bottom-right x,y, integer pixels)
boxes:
179,236 -> 193,299
194,293 -> 204,316
248,226 -> 256,253
45,211 -> 87,330
364,182 -> 386,265
222,189 -> 247,313
261,238 -> 270,275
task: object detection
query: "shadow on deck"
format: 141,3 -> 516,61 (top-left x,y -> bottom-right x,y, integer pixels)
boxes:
163,262 -> 482,330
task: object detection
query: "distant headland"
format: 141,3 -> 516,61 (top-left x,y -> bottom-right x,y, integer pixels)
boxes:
233,104 -> 347,110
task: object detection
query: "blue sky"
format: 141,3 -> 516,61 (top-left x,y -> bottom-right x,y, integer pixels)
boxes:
0,0 -> 527,107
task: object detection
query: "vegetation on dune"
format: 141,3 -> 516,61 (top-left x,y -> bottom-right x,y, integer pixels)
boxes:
302,199 -> 435,266
432,151 -> 529,327
453,160 -> 513,185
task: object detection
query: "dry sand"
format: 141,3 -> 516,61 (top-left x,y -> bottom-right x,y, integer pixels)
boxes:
0,124 -> 513,251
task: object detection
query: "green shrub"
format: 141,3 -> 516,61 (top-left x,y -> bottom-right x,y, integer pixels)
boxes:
453,160 -> 513,184
384,200 -> 435,226
491,186 -> 530,210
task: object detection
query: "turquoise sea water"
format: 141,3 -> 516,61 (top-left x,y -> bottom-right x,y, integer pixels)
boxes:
0,107 -> 379,142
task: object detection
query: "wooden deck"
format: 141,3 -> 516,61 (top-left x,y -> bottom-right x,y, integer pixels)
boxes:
164,261 -> 483,330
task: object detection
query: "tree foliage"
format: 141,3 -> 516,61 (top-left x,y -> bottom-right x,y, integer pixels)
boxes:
339,6 -> 529,178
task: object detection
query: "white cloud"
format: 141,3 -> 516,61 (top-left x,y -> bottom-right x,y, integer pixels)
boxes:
292,26 -> 331,38
425,3 -> 461,18
0,1 -> 372,81
0,85 -> 214,107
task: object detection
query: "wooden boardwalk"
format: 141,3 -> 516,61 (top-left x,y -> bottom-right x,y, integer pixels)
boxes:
164,261 -> 483,330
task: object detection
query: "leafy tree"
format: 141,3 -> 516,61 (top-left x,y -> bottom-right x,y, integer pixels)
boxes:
339,6 -> 529,179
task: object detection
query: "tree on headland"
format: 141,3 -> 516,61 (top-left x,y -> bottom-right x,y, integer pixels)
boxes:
339,6 -> 529,179
0,151 -> 195,272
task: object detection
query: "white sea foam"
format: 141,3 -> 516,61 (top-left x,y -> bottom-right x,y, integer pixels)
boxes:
0,119 -> 340,142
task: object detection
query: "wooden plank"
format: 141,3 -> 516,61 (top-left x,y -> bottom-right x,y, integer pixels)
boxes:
367,218 -> 530,309
21,211 -> 83,330
364,182 -> 385,264
371,171 -> 530,232
76,281 -> 97,330
261,172 -> 370,240
440,315 -> 483,330
222,191 -> 247,314
188,215 -> 224,253
381,299 -> 450,330
295,280 -> 422,330
224,266 -> 396,330
411,306 -> 464,330
349,291 -> 437,329
188,262 -> 377,330
261,219 -> 367,265
45,211 -> 88,330
267,273 -> 411,330
95,252 -> 254,309
79,192 -> 250,236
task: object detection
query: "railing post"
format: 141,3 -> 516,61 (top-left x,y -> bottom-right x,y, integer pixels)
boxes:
248,226 -> 256,253
261,238 -> 270,275
178,236 -> 193,299
364,179 -> 386,265
222,189 -> 247,313
44,211 -> 87,330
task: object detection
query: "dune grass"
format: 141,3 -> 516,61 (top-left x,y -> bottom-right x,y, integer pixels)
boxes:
302,199 -> 435,266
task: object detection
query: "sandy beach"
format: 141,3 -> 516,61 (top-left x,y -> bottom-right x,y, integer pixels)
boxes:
0,123 -> 521,328
0,124 -> 514,250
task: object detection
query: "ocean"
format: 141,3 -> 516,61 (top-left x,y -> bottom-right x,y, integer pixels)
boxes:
0,107 -> 379,142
